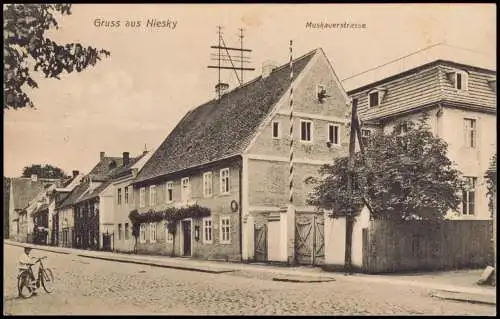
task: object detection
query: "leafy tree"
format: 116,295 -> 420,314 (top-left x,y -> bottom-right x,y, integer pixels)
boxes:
22,164 -> 68,179
4,4 -> 110,110
485,153 -> 497,216
306,115 -> 464,221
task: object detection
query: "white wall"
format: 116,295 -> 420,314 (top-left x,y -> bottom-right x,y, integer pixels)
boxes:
267,219 -> 281,261
324,205 -> 371,268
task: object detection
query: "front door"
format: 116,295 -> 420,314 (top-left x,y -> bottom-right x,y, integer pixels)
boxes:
182,220 -> 192,256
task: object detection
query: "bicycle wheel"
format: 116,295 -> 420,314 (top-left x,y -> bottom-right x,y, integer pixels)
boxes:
17,271 -> 34,298
41,268 -> 55,293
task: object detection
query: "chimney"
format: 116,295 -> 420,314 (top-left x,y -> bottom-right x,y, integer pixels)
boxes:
100,151 -> 105,160
31,174 -> 38,182
123,152 -> 130,166
262,60 -> 278,79
215,82 -> 229,100
72,170 -> 79,178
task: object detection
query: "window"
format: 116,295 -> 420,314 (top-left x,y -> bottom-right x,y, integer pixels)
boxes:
203,217 -> 213,244
150,222 -> 157,243
300,120 -> 313,142
181,177 -> 191,202
462,177 -> 476,216
220,168 -> 230,194
149,185 -> 157,206
139,187 -> 145,208
328,124 -> 339,145
140,223 -> 146,243
455,71 -> 468,91
464,118 -> 476,148
117,188 -> 122,205
220,216 -> 231,244
118,224 -> 122,240
369,91 -> 379,107
361,129 -> 371,146
125,223 -> 129,240
203,172 -> 213,197
124,187 -> 129,204
166,182 -> 174,203
165,222 -> 174,243
272,121 -> 280,139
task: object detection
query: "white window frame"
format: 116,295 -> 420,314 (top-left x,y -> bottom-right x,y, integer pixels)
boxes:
464,118 -> 477,148
220,216 -> 231,244
165,222 -> 174,243
202,217 -> 213,244
220,168 -> 230,195
139,223 -> 146,243
149,185 -> 157,206
124,186 -> 129,204
166,181 -> 174,203
328,124 -> 340,145
139,187 -> 145,208
203,172 -> 213,198
455,71 -> 469,91
300,119 -> 313,143
181,177 -> 191,202
272,121 -> 281,139
150,222 -> 157,243
462,176 -> 477,216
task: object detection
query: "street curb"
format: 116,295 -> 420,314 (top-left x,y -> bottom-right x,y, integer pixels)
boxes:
272,276 -> 336,283
76,254 -> 236,274
5,241 -> 71,255
429,290 -> 497,306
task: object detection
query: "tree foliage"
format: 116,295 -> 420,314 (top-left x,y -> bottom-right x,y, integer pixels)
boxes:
3,4 -> 111,110
22,164 -> 68,179
306,115 -> 464,221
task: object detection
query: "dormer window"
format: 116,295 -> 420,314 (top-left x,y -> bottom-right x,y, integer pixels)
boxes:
488,78 -> 496,92
446,70 -> 469,91
369,91 -> 379,107
368,87 -> 387,108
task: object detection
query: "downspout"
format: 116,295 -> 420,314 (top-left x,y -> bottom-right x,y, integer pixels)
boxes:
239,156 -> 243,261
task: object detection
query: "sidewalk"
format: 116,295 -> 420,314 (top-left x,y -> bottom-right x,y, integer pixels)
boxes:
4,240 -> 495,304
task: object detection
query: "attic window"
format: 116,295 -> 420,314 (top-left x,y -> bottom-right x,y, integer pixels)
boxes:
488,79 -> 496,92
446,70 -> 469,91
109,160 -> 117,169
368,88 -> 387,108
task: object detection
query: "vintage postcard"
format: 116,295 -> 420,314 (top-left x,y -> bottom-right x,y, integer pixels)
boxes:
3,3 -> 496,315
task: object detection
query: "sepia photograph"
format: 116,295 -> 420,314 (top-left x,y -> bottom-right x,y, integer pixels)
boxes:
3,3 -> 496,315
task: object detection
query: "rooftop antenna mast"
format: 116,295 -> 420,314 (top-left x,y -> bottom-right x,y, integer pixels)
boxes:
208,26 -> 255,99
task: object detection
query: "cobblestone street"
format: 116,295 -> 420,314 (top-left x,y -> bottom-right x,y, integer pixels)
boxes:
3,244 -> 496,315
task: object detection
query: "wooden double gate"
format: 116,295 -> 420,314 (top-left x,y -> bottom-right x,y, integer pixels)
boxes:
253,214 -> 324,265
295,214 -> 325,265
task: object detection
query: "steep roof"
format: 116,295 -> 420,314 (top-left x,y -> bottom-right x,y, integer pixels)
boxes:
74,180 -> 113,204
58,180 -> 89,209
10,178 -> 55,211
135,49 -> 317,183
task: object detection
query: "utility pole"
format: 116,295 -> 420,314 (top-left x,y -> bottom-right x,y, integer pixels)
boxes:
345,98 -> 360,275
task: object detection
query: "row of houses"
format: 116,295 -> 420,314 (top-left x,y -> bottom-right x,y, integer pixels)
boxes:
5,45 -> 496,269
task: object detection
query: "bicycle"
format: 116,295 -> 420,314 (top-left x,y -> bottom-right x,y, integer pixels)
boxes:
17,256 -> 55,298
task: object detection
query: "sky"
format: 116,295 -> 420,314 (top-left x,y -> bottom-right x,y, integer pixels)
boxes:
3,3 -> 496,177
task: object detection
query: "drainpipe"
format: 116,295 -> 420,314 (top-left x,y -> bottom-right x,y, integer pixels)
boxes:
239,156 -> 243,261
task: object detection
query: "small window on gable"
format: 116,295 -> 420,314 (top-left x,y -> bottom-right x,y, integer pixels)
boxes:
317,84 -> 328,103
272,121 -> 280,139
328,124 -> 339,145
300,120 -> 313,142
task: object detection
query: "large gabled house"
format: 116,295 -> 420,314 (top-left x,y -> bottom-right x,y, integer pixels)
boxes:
132,48 -> 349,265
345,44 -> 496,220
